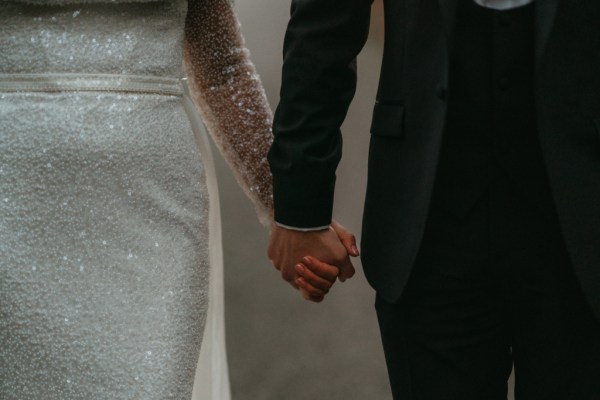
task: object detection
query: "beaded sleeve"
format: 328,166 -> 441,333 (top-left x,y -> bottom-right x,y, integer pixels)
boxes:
183,0 -> 274,226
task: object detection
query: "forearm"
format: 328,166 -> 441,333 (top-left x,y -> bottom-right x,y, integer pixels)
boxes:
184,0 -> 273,224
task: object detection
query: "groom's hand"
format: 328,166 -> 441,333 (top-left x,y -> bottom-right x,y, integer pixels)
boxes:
268,220 -> 358,300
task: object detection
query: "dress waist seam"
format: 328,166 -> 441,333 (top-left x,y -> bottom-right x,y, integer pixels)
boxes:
0,73 -> 184,96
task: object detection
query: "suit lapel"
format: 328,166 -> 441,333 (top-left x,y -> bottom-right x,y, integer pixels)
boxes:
535,0 -> 560,66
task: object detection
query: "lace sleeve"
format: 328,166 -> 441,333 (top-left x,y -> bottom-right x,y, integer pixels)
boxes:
183,0 -> 273,226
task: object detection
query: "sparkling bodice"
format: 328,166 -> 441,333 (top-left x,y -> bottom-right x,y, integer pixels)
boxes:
0,0 -> 187,77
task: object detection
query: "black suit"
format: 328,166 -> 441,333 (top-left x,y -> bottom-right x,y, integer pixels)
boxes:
270,0 -> 600,314
269,0 -> 600,398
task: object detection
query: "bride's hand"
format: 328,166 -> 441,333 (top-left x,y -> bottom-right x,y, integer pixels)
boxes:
294,256 -> 339,302
330,220 -> 359,281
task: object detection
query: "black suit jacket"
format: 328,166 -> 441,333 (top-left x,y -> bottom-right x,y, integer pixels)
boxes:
268,0 -> 600,317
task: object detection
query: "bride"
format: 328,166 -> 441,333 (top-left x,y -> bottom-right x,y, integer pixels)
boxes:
0,0 -> 273,398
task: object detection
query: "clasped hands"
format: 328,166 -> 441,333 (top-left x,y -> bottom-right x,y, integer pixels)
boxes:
268,220 -> 359,302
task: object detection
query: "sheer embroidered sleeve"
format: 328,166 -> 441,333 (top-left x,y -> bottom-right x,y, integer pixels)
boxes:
184,0 -> 273,225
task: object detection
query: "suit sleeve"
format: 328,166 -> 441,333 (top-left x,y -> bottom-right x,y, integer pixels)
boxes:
268,0 -> 372,228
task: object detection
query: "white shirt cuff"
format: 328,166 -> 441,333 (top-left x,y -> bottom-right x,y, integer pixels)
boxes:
274,221 -> 330,232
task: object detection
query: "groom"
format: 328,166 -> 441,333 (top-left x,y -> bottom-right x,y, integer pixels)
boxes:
268,0 -> 600,398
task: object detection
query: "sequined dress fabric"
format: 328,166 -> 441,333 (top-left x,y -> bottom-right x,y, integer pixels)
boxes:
0,1 -> 233,398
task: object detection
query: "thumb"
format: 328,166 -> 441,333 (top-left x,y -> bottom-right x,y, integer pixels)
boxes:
331,220 -> 360,257
338,256 -> 356,282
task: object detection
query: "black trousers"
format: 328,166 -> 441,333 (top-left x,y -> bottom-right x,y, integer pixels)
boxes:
376,169 -> 600,400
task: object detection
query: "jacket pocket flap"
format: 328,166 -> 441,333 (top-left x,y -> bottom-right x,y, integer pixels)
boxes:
370,103 -> 405,138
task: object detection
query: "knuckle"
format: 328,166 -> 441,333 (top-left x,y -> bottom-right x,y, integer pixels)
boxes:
282,271 -> 294,282
313,281 -> 327,292
335,249 -> 349,260
307,286 -> 322,295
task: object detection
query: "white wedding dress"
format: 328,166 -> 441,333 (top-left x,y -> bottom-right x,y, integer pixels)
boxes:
0,1 -> 272,399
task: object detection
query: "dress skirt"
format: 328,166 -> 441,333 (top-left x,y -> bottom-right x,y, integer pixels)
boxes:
0,1 -> 232,397
0,76 -> 228,399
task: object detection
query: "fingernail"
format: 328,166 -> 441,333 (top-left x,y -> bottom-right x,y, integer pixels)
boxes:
351,246 -> 360,256
296,278 -> 304,287
302,256 -> 311,264
295,264 -> 305,274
